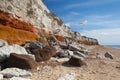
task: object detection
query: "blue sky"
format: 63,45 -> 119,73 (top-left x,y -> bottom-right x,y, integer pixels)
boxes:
43,0 -> 120,45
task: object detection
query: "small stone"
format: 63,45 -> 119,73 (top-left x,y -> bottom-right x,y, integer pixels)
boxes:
10,77 -> 31,80
0,74 -> 3,80
67,50 -> 74,56
43,65 -> 52,71
96,53 -> 104,59
0,39 -> 8,47
0,68 -> 32,78
51,57 -> 69,62
57,73 -> 75,80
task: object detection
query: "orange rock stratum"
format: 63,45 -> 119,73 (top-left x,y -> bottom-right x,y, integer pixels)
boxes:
0,24 -> 37,45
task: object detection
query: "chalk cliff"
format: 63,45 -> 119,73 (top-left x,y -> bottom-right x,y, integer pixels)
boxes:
0,0 -> 98,45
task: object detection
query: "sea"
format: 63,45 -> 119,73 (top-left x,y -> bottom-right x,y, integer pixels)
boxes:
104,45 -> 120,49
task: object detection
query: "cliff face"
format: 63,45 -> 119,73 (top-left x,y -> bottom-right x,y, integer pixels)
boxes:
0,0 -> 98,45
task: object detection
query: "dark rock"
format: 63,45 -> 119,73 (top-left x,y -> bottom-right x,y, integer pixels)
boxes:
24,41 -> 44,54
4,53 -> 38,69
53,50 -> 69,58
68,43 -> 88,55
24,41 -> 44,49
68,56 -> 86,67
73,51 -> 86,58
59,42 -> 69,49
31,46 -> 56,62
47,36 -> 58,46
104,52 -> 114,59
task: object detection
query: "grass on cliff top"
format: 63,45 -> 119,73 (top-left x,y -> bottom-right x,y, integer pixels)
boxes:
0,24 -> 37,45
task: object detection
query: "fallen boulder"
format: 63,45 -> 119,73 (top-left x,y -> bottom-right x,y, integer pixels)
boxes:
10,77 -> 31,80
24,41 -> 44,54
0,44 -> 28,62
73,51 -> 86,58
4,53 -> 38,69
68,55 -> 85,67
31,46 -> 56,62
59,42 -> 69,49
53,50 -> 70,58
104,52 -> 114,59
69,43 -> 88,55
24,41 -> 44,48
0,68 -> 32,78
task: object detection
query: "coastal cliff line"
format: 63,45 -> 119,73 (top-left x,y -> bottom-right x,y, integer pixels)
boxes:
0,0 -> 98,45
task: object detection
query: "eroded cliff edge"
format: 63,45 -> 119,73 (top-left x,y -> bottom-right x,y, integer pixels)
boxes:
0,0 -> 98,45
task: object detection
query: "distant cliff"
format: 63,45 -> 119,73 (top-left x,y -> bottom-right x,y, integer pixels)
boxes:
0,0 -> 98,45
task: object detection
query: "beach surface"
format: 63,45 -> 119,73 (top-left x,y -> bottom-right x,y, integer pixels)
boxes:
28,45 -> 120,80
3,45 -> 120,80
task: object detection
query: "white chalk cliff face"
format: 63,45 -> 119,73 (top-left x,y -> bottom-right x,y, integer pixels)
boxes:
0,0 -> 98,45
0,0 -> 70,36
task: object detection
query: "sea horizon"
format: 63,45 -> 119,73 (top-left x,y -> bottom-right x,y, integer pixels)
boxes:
103,45 -> 120,49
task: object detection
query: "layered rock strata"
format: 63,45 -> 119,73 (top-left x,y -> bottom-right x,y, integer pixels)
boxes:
0,0 -> 98,45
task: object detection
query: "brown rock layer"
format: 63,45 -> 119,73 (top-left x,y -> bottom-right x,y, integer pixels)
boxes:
0,10 -> 38,34
0,24 -> 37,45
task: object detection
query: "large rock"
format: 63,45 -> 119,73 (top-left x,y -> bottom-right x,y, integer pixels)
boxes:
24,41 -> 44,54
4,53 -> 38,69
0,68 -> 32,78
53,50 -> 70,58
10,77 -> 31,80
24,41 -> 44,49
104,52 -> 114,59
0,39 -> 8,47
69,43 -> 88,55
68,56 -> 85,67
53,50 -> 74,58
59,42 -> 69,49
73,51 -> 86,58
0,44 -> 28,62
31,46 -> 56,62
